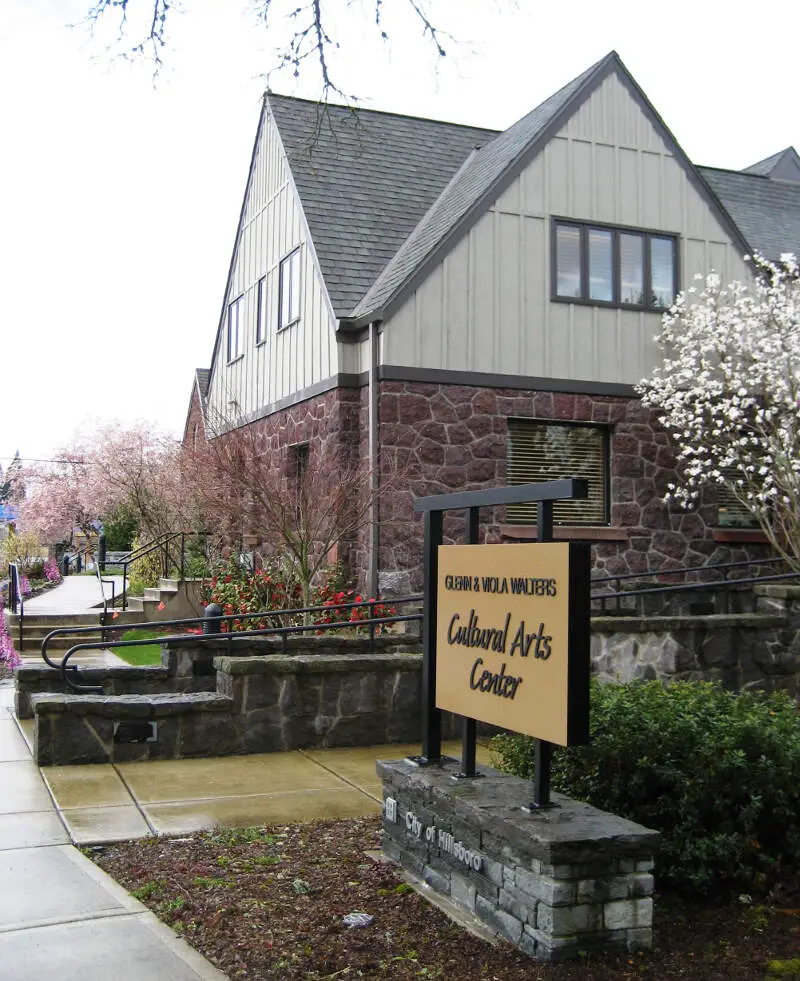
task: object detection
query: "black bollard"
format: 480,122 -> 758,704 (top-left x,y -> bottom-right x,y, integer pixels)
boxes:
98,534 -> 107,574
62,555 -> 70,577
203,602 -> 223,635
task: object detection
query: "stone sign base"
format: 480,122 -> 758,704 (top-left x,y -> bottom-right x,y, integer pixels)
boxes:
377,758 -> 659,962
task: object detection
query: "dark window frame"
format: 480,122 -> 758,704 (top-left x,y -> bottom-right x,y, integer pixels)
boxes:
278,247 -> 301,331
256,276 -> 267,345
551,218 -> 679,312
506,418 -> 611,527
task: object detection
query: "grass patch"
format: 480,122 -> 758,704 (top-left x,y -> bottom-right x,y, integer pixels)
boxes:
114,629 -> 165,666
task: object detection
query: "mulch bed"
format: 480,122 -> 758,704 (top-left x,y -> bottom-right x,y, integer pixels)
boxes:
92,816 -> 800,981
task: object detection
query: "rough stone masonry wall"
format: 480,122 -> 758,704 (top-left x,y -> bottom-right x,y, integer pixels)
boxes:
378,758 -> 658,962
375,381 -> 771,594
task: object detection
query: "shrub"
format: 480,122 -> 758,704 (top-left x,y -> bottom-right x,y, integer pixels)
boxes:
43,559 -> 61,584
128,536 -> 164,597
200,556 -> 304,630
490,680 -> 800,895
0,605 -> 20,669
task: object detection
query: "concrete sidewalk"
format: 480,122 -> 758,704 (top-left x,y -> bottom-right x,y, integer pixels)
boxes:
0,677 -> 492,978
0,680 -> 226,979
23,576 -> 124,615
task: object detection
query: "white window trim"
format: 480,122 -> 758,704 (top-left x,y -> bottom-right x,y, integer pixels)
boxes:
278,247 -> 302,331
227,295 -> 243,363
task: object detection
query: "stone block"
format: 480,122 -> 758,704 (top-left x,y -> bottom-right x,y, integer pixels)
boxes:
537,902 -> 601,936
475,895 -> 523,944
515,869 -> 576,906
450,874 -> 476,911
422,864 -> 450,894
604,898 -> 653,931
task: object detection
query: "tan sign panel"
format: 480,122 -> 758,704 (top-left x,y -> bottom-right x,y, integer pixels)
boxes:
435,542 -> 589,746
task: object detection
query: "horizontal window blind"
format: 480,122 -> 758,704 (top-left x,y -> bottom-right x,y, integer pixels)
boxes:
507,420 -> 609,525
716,471 -> 759,528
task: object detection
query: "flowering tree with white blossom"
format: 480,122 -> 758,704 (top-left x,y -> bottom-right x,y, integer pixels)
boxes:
638,253 -> 800,568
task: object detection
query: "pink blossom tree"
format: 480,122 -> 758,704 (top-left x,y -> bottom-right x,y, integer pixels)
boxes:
19,422 -> 189,546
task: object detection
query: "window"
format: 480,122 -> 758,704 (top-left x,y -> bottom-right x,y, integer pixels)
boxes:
226,296 -> 242,361
716,470 -> 759,529
553,220 -> 677,310
506,419 -> 609,525
278,248 -> 301,329
256,276 -> 267,345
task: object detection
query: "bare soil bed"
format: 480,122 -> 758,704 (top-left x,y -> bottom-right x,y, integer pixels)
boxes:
92,816 -> 800,980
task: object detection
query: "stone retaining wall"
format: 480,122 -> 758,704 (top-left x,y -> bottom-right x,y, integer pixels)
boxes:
378,758 -> 658,961
592,611 -> 799,695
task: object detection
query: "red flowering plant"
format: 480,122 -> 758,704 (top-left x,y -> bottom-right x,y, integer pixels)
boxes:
200,556 -> 304,632
310,563 -> 396,635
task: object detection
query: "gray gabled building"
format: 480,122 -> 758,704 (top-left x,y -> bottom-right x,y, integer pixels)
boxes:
184,51 -> 800,592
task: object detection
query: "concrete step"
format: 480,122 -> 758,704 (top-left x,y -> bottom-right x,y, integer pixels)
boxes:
143,587 -> 178,602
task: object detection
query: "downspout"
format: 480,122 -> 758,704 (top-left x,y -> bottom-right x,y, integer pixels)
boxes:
367,320 -> 380,599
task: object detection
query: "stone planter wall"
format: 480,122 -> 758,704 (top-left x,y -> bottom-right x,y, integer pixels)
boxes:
378,758 -> 659,961
591,612 -> 799,695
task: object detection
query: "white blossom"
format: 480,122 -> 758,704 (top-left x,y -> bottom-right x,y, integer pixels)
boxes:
638,253 -> 800,567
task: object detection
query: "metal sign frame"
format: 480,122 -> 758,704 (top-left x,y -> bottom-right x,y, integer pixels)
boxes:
413,478 -> 590,809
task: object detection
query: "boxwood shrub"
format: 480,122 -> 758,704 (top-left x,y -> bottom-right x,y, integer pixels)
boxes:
490,680 -> 800,895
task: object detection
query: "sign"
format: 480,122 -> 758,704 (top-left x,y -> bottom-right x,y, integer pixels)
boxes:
435,542 -> 590,746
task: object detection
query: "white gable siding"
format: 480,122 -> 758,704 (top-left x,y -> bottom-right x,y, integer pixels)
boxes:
206,109 -> 338,427
381,71 -> 750,386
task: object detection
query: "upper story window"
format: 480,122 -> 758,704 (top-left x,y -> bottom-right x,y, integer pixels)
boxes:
256,276 -> 267,345
226,295 -> 242,362
553,219 -> 677,311
278,248 -> 301,330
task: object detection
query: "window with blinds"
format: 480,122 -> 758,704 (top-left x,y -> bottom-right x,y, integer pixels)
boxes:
553,219 -> 676,311
716,472 -> 759,528
507,420 -> 609,525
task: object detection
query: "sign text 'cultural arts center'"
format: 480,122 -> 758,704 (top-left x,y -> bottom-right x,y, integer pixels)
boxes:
435,542 -> 590,746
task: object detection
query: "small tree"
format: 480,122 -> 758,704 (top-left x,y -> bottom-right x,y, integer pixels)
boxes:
638,254 -> 800,566
185,418 -> 393,616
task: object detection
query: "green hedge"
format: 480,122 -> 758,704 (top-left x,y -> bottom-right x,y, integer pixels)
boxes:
490,680 -> 800,895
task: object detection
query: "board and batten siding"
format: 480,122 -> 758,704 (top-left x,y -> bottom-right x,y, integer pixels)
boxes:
206,108 -> 338,427
381,71 -> 750,387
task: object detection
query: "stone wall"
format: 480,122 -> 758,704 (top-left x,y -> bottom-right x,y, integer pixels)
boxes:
378,757 -> 658,961
375,381 -> 771,593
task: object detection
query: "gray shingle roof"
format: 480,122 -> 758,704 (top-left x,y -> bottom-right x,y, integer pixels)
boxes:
698,167 -> 800,260
195,368 -> 210,399
350,53 -> 613,321
742,147 -> 800,182
267,96 -> 498,317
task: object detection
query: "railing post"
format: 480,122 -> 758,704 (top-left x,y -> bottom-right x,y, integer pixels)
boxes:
420,508 -> 443,763
532,499 -> 555,809
98,534 -> 106,574
180,533 -> 185,582
122,562 -> 128,611
368,599 -> 375,654
457,506 -> 481,779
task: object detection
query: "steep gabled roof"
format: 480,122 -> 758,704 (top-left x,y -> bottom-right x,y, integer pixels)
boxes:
348,54 -> 609,323
341,51 -> 750,325
698,167 -> 800,260
267,95 -> 498,317
742,147 -> 800,183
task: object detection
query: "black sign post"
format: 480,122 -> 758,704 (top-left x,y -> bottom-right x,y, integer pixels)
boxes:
413,478 -> 589,809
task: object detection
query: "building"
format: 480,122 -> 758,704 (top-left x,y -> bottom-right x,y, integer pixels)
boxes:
184,51 -> 800,593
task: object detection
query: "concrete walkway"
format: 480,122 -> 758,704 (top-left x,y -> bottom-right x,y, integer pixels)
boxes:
0,680 -> 226,980
0,676 -> 492,978
23,575 -> 124,615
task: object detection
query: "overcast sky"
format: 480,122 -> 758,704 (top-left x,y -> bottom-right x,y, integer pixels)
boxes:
2,0 -> 798,469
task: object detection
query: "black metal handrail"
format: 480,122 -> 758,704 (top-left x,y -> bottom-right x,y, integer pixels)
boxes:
7,562 -> 24,651
56,596 -> 423,693
40,594 -> 423,671
103,531 -> 211,610
590,567 -> 800,616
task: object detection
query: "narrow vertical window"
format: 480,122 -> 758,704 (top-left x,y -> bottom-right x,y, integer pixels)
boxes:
226,296 -> 242,361
256,276 -> 267,344
588,229 -> 613,302
278,248 -> 301,329
619,233 -> 644,305
650,236 -> 675,308
555,225 -> 582,298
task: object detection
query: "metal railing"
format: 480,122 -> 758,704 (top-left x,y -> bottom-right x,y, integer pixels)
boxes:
37,595 -> 422,690
103,532 -> 211,610
6,563 -> 24,651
